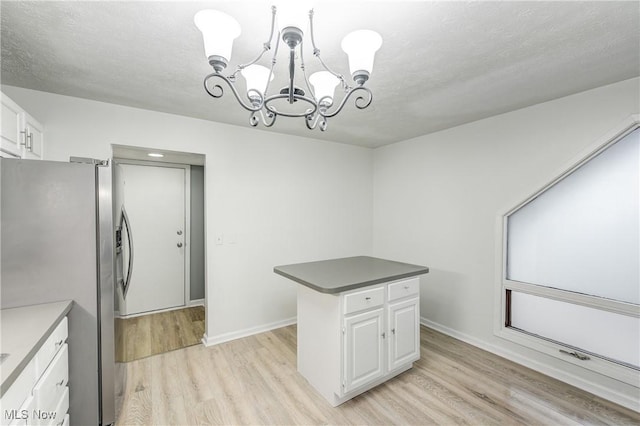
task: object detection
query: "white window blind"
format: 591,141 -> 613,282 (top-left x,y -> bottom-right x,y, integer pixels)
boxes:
511,292 -> 640,368
507,128 -> 639,304
500,123 -> 640,383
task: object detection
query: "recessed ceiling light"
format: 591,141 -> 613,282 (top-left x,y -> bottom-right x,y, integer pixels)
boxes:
147,153 -> 164,158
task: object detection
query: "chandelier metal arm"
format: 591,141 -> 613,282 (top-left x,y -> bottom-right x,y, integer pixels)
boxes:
298,40 -> 317,101
203,72 -> 263,112
261,109 -> 277,127
305,114 -> 317,130
305,112 -> 327,131
264,93 -> 318,118
308,9 -> 350,91
320,86 -> 373,119
230,5 -> 278,79
298,40 -> 309,89
263,29 -> 281,98
250,109 -> 277,127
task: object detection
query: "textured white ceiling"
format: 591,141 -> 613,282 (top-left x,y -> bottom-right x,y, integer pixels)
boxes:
1,1 -> 639,148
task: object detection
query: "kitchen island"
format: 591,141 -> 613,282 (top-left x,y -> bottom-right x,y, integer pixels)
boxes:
274,256 -> 429,406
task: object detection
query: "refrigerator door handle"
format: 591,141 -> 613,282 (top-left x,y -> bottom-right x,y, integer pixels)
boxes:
120,206 -> 134,299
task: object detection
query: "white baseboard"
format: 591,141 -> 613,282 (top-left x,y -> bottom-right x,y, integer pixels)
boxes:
420,317 -> 640,413
202,316 -> 297,347
188,298 -> 204,307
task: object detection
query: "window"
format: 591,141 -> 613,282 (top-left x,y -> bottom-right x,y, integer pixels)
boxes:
497,118 -> 639,386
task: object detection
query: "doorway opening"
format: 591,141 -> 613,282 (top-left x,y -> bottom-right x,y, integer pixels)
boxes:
111,145 -> 206,361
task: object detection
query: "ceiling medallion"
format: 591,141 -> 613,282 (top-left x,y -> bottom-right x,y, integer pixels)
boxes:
195,6 -> 382,131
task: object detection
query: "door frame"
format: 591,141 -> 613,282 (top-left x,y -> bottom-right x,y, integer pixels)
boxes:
114,158 -> 191,316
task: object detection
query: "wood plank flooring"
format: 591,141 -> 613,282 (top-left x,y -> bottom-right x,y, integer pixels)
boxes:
116,324 -> 640,425
115,306 -> 205,362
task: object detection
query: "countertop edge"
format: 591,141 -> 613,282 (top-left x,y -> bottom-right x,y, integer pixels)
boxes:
1,300 -> 73,396
273,267 -> 429,294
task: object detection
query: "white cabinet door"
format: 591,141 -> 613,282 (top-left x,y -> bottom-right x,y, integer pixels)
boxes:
388,297 -> 420,371
1,93 -> 44,160
343,308 -> 385,392
1,94 -> 23,157
22,112 -> 44,160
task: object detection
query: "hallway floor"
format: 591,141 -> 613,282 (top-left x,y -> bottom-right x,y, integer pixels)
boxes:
115,306 -> 205,362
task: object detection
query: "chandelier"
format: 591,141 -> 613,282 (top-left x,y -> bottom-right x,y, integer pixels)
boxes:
194,6 -> 382,131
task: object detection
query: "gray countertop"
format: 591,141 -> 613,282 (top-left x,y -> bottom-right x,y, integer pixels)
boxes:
274,256 -> 429,294
1,300 -> 72,396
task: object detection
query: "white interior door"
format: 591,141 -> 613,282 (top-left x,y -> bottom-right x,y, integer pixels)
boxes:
120,163 -> 187,315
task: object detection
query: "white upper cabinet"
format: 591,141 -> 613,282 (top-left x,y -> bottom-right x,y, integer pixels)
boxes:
0,92 -> 44,160
1,94 -> 23,157
22,111 -> 44,160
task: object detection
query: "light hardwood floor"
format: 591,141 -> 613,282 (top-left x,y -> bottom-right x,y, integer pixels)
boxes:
115,306 -> 205,362
116,324 -> 640,425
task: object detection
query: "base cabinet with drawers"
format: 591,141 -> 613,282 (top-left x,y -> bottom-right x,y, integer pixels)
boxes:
1,317 -> 70,426
297,277 -> 421,406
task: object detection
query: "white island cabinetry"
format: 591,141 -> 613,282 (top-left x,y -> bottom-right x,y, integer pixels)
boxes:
0,302 -> 71,426
298,277 -> 420,405
275,256 -> 428,406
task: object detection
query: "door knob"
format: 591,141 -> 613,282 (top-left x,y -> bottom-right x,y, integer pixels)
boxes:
177,242 -> 183,248
177,230 -> 183,235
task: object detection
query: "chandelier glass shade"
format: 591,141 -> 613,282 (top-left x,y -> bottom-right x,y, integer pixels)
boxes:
194,6 -> 382,131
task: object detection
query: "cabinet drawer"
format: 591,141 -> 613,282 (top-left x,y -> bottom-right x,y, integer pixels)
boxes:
344,286 -> 384,315
33,344 -> 68,413
35,318 -> 67,377
0,358 -> 36,420
5,394 -> 34,426
388,278 -> 420,302
44,387 -> 68,426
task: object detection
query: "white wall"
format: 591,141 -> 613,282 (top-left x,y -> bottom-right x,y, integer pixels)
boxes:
372,77 -> 640,408
5,78 -> 639,408
1,86 -> 373,342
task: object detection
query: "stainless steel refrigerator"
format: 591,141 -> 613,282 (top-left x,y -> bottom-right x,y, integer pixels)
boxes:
1,157 -> 130,426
